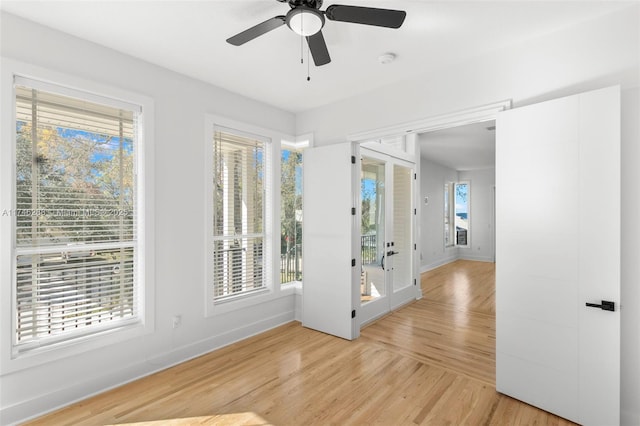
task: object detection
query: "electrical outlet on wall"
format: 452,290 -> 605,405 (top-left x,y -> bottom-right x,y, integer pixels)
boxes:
172,315 -> 182,329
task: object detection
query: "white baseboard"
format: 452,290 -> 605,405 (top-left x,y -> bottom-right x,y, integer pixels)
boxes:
2,309 -> 295,426
458,254 -> 495,263
420,255 -> 494,274
420,256 -> 459,273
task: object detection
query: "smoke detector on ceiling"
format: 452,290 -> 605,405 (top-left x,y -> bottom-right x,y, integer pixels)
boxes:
378,52 -> 396,64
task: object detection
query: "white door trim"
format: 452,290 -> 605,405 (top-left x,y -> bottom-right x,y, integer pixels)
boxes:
347,100 -> 512,143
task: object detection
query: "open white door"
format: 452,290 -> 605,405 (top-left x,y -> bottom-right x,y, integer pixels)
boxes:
496,86 -> 620,425
302,142 -> 360,340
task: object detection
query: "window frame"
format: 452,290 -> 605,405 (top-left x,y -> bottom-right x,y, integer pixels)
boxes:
204,115 -> 285,316
444,180 -> 471,249
0,59 -> 155,372
444,182 -> 454,247
211,125 -> 269,302
280,141 -> 305,286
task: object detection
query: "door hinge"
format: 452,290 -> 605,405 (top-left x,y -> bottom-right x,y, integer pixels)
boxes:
414,243 -> 417,250
414,278 -> 417,286
351,155 -> 356,164
414,208 -> 417,215
414,173 -> 417,180
351,258 -> 356,267
351,309 -> 356,319
351,207 -> 356,215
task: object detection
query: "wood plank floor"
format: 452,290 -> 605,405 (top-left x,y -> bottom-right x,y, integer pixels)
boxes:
25,260 -> 575,426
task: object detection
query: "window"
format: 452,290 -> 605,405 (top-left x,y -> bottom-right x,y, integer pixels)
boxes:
444,181 -> 470,247
12,77 -> 143,353
444,183 -> 452,246
210,127 -> 269,301
280,147 -> 303,284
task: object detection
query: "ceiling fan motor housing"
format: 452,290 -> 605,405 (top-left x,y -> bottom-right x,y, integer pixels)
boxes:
281,0 -> 324,9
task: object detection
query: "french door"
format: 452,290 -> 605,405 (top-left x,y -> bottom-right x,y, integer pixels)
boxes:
360,148 -> 415,324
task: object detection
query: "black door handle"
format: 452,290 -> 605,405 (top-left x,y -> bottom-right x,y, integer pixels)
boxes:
585,300 -> 615,311
386,250 -> 398,256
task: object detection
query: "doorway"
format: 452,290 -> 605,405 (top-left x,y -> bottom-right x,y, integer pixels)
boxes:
419,120 -> 497,269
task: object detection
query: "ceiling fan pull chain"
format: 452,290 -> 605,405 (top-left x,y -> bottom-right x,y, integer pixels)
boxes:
307,40 -> 311,81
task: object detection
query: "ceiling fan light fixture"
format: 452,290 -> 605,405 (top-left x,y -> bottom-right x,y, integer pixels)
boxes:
286,7 -> 325,36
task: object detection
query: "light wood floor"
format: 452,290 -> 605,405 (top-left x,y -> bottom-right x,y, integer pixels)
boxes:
26,260 -> 575,426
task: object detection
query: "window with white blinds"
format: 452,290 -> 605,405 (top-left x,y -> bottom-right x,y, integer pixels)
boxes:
13,79 -> 141,352
211,128 -> 269,301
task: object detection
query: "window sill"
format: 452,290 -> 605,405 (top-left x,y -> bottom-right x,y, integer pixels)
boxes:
281,281 -> 302,295
213,287 -> 271,306
206,281 -> 301,317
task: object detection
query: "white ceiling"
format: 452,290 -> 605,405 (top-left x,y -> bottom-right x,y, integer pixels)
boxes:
0,1 -> 633,113
420,120 -> 496,171
5,1 -> 629,170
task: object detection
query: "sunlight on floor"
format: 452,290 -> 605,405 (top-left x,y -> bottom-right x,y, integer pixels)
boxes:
361,264 -> 383,302
109,412 -> 272,426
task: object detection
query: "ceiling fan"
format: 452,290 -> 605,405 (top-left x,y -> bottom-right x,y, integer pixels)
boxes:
226,0 -> 407,67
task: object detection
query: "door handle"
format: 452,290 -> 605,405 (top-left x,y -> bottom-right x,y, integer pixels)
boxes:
386,250 -> 398,256
585,300 -> 615,311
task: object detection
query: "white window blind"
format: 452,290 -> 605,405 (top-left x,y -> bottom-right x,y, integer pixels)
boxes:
211,129 -> 268,301
13,81 -> 140,352
392,164 -> 413,290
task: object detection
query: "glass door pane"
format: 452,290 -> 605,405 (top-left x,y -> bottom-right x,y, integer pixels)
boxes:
361,157 -> 386,304
392,164 -> 413,291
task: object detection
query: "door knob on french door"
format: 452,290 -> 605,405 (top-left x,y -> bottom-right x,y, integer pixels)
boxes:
585,300 -> 615,311
386,250 -> 398,256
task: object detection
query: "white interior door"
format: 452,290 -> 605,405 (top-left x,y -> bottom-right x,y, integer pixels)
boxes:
496,86 -> 620,425
302,142 -> 359,340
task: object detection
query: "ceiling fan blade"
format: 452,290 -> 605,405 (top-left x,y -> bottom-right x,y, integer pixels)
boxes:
306,31 -> 331,66
226,16 -> 286,46
325,5 -> 406,29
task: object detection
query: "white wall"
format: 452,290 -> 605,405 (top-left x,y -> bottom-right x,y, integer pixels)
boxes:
419,157 -> 495,271
297,6 -> 639,425
0,13 -> 297,425
458,168 -> 495,263
419,157 -> 458,271
296,7 -> 639,145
